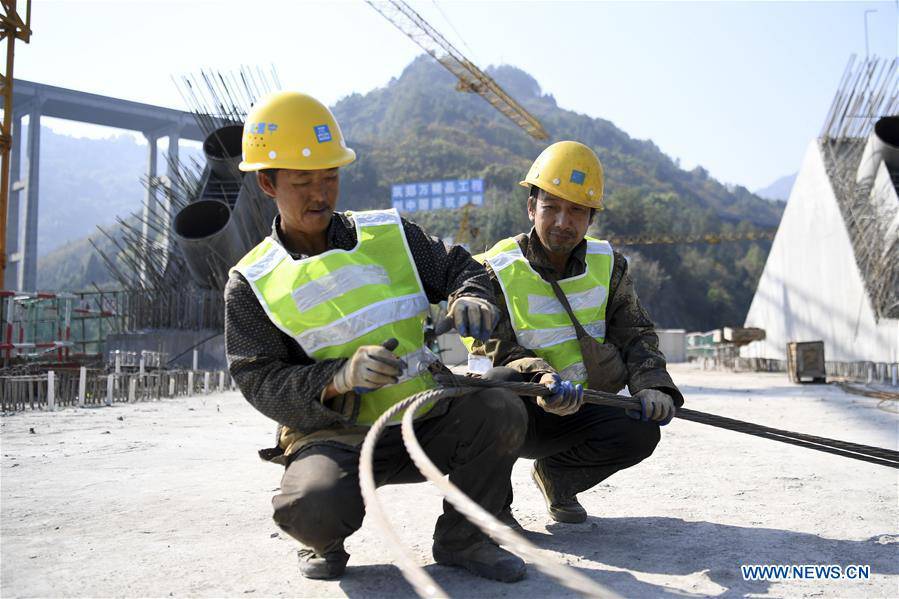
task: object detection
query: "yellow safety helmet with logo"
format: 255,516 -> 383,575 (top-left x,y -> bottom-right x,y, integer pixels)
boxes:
519,141 -> 604,209
239,91 -> 356,172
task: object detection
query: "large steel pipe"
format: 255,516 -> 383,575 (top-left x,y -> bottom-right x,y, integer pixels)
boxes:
231,171 -> 279,248
203,124 -> 244,180
173,199 -> 246,289
857,116 -> 899,185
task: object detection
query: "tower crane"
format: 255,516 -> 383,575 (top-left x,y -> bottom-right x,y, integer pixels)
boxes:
366,0 -> 548,140
608,228 -> 777,247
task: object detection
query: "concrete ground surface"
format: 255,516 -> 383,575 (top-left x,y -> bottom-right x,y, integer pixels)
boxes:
2,363 -> 897,598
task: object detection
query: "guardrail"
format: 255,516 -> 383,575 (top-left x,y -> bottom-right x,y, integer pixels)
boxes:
693,356 -> 898,386
0,367 -> 235,412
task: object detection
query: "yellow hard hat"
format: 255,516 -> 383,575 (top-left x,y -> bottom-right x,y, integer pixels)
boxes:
519,141 -> 604,209
239,91 -> 356,172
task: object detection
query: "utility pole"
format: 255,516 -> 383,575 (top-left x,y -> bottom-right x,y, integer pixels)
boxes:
0,1 -> 32,287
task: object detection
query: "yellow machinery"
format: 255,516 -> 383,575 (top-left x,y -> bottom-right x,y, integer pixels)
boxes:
0,0 -> 33,285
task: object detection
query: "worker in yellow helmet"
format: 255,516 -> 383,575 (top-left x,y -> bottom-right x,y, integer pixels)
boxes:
225,91 -> 528,582
468,141 -> 683,528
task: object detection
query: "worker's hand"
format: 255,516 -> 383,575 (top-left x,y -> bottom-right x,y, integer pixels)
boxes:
537,373 -> 583,416
448,296 -> 499,342
627,389 -> 675,425
332,344 -> 406,395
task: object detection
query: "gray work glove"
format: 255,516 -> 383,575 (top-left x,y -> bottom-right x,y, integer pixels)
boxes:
537,372 -> 584,416
332,344 -> 406,395
627,389 -> 675,425
448,296 -> 500,342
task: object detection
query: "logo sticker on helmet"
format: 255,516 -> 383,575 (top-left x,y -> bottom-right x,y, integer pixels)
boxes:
314,124 -> 332,143
248,122 -> 278,135
570,169 -> 586,185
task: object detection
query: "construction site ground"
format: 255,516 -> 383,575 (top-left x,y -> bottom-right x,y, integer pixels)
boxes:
2,363 -> 897,598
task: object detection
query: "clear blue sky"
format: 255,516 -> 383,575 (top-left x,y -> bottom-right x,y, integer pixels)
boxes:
18,0 -> 899,190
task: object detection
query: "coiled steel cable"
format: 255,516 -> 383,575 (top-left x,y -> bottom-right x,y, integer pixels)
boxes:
400,390 -> 618,598
360,384 -> 616,598
359,389 -> 465,598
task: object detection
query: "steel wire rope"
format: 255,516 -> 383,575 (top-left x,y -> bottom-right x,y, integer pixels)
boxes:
433,373 -> 899,467
673,407 -> 899,467
399,390 -> 619,598
359,389 -> 468,598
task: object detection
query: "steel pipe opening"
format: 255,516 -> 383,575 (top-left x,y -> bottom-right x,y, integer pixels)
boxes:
173,200 -> 246,288
203,124 -> 244,180
857,116 -> 899,184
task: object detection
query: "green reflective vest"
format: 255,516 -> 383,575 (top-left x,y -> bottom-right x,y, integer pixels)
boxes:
231,209 -> 437,425
477,236 -> 614,386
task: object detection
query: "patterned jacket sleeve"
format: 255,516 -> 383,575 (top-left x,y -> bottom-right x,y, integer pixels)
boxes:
605,251 -> 684,406
400,217 -> 495,305
224,272 -> 355,432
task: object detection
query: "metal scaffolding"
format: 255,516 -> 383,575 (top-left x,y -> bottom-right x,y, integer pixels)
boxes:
819,55 -> 899,321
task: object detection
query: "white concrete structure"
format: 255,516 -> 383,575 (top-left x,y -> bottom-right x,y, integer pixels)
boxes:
742,139 -> 898,363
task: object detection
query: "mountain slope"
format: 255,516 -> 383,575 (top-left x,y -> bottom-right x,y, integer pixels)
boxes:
754,173 -> 797,202
333,57 -> 783,228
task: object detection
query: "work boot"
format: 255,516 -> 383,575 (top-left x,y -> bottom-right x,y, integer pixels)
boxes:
433,539 -> 527,582
531,463 -> 587,524
297,542 -> 350,580
497,507 -> 525,533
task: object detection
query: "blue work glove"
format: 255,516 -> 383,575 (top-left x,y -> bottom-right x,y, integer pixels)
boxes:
627,389 -> 675,425
448,296 -> 500,342
537,373 -> 584,416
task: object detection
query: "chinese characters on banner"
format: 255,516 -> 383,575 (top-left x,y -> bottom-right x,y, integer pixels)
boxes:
391,178 -> 485,213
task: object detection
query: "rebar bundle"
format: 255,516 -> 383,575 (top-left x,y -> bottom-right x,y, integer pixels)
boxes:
821,55 -> 898,141
90,67 -> 283,332
819,55 -> 899,320
173,66 -> 281,138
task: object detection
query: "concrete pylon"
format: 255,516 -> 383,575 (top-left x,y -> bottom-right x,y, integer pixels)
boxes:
4,113 -> 23,289
20,99 -> 42,291
140,133 -> 159,288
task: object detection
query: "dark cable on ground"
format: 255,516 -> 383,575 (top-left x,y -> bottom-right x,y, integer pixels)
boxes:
432,374 -> 899,468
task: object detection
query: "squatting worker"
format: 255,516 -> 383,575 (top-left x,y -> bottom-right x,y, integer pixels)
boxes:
224,92 -> 529,583
468,141 -> 684,528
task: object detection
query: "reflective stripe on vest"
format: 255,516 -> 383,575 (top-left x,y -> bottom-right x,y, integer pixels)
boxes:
231,208 -> 437,425
482,236 -> 613,387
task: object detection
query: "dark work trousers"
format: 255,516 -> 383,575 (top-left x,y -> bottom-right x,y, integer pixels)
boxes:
484,368 -> 661,506
271,388 -> 527,556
